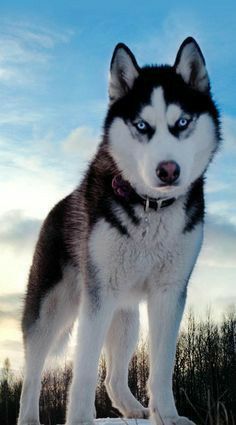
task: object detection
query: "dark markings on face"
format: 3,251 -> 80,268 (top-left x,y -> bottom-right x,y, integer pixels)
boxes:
169,113 -> 198,139
128,108 -> 198,143
126,120 -> 153,143
104,65 -> 220,146
127,117 -> 155,142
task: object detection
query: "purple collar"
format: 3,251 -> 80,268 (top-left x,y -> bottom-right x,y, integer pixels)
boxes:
112,174 -> 176,211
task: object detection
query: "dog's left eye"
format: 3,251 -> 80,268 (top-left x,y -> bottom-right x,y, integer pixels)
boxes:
176,117 -> 190,130
134,120 -> 149,134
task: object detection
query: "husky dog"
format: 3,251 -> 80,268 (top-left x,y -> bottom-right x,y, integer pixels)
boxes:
18,37 -> 220,425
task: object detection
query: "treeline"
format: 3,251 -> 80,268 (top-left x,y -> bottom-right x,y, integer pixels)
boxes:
0,311 -> 235,425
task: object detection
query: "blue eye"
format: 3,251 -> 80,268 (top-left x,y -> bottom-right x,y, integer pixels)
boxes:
177,117 -> 190,129
133,119 -> 154,139
136,120 -> 147,132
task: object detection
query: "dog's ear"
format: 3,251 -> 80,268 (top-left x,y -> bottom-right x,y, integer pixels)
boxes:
174,37 -> 210,93
109,43 -> 140,103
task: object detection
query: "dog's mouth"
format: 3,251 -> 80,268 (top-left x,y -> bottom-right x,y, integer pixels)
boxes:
138,178 -> 187,200
151,185 -> 179,198
158,182 -> 179,188
153,179 -> 181,194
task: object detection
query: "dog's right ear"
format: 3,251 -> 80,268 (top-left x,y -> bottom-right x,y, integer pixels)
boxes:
109,43 -> 140,104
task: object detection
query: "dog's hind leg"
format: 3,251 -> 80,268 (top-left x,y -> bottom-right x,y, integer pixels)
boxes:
18,320 -> 57,425
18,267 -> 79,425
104,308 -> 149,419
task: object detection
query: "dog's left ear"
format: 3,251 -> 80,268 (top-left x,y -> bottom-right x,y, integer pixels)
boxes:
109,43 -> 140,103
174,37 -> 210,93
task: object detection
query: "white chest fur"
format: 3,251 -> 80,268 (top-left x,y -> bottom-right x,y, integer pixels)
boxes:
88,200 -> 188,300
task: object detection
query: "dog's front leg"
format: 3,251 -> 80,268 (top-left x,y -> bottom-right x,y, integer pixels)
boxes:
147,284 -> 196,425
66,291 -> 115,425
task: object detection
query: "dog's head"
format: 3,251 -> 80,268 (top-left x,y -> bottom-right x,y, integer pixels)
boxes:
105,37 -> 220,199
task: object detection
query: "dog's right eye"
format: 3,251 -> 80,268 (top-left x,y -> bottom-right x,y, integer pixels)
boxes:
134,120 -> 151,135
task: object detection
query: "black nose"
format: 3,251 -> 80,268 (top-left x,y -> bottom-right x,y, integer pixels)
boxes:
156,161 -> 180,184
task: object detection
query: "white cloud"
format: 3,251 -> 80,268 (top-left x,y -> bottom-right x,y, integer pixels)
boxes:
205,114 -> 236,225
0,293 -> 23,309
186,213 -> 236,320
8,20 -> 73,46
222,115 -> 236,151
0,110 -> 42,125
0,123 -> 100,219
0,210 -> 41,249
205,181 -> 230,194
0,37 -> 49,65
0,67 -> 15,81
62,126 -> 100,159
0,20 -> 73,86
201,214 -> 236,269
207,200 -> 236,226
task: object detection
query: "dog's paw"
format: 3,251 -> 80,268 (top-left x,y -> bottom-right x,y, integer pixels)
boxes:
18,422 -> 40,425
151,409 -> 196,425
124,406 -> 149,419
162,417 -> 196,425
66,421 -> 94,425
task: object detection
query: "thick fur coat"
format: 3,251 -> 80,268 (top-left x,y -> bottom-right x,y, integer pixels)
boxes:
18,37 -> 220,425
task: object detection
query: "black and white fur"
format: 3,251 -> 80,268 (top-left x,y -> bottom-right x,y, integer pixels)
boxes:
18,37 -> 220,425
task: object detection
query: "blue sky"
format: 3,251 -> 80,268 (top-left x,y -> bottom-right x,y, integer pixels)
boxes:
0,1 -> 236,368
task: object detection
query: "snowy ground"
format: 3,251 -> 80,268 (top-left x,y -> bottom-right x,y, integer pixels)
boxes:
95,420 -> 150,425
57,420 -> 150,425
